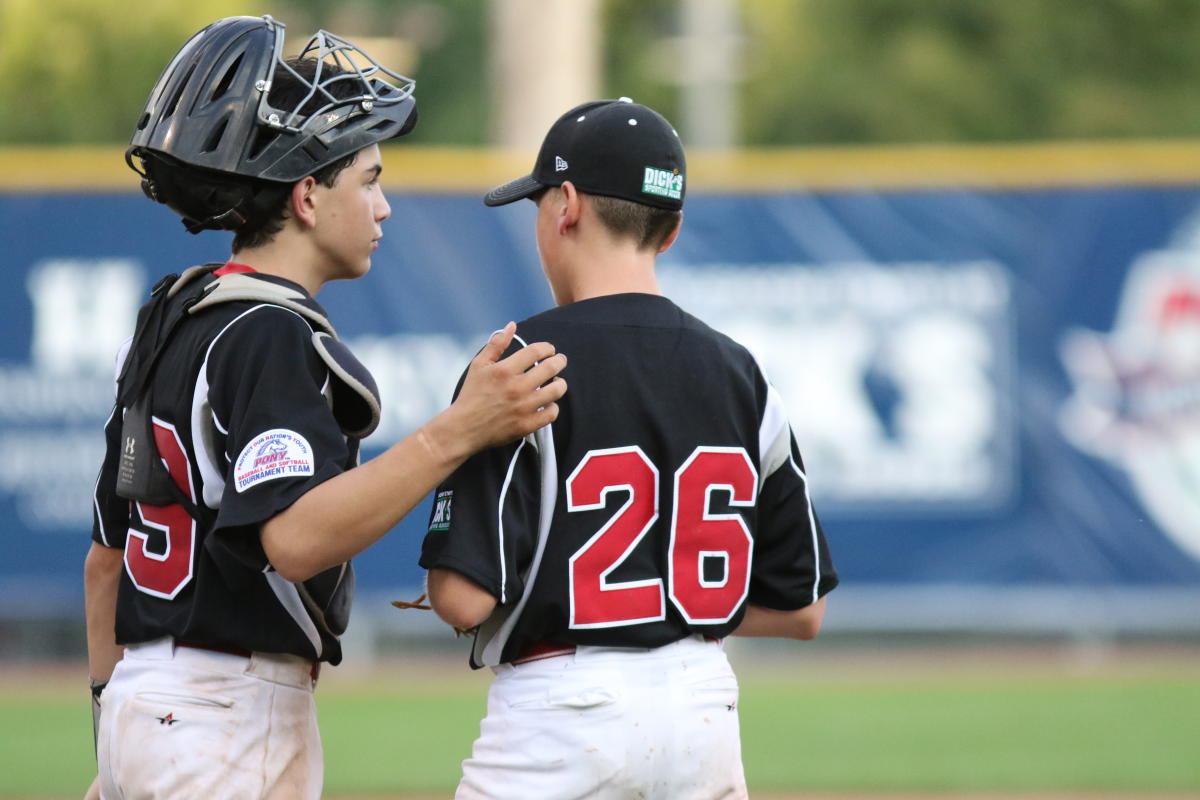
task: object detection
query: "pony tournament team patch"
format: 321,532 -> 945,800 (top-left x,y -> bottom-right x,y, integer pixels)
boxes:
234,429 -> 315,493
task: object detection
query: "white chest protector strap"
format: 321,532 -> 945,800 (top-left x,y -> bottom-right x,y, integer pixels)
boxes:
187,270 -> 336,335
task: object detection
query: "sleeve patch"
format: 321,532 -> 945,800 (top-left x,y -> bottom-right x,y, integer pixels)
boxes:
428,490 -> 454,532
234,429 -> 315,493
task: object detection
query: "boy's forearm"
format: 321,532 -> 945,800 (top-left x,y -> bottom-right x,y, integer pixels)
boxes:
84,543 -> 126,682
261,328 -> 567,583
260,409 -> 475,582
732,597 -> 826,640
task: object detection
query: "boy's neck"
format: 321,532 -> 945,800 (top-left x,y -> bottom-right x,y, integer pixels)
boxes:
549,250 -> 661,306
546,222 -> 663,306
232,236 -> 324,297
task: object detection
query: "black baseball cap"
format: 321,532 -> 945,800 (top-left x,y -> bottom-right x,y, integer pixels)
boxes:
484,98 -> 686,210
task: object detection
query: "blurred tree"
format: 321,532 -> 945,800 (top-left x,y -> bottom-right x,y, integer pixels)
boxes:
604,0 -> 681,125
279,0 -> 487,145
7,0 -> 1200,146
605,0 -> 1200,145
738,0 -> 1200,144
0,0 -> 486,146
0,0 -> 245,143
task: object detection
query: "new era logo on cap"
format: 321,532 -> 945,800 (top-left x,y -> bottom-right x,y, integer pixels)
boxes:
555,156 -> 568,172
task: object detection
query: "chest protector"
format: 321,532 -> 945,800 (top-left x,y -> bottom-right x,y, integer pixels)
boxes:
115,264 -> 380,509
112,265 -> 379,636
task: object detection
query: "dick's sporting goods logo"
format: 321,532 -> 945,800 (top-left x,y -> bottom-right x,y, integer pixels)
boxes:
642,167 -> 683,200
429,489 -> 453,532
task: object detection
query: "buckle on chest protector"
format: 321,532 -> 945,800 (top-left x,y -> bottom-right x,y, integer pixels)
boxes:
115,393 -> 182,506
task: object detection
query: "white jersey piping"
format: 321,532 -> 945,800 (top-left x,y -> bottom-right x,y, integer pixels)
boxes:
264,569 -> 324,658
789,454 -> 822,604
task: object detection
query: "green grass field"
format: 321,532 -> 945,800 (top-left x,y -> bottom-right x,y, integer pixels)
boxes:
1,645 -> 1197,798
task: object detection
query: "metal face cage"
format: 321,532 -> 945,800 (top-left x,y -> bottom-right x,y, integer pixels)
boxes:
255,16 -> 416,133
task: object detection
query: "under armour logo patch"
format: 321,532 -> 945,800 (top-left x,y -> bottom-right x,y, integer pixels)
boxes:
157,712 -> 178,726
555,156 -> 568,172
124,437 -> 136,456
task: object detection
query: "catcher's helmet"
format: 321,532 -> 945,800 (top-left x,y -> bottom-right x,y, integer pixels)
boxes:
127,15 -> 417,232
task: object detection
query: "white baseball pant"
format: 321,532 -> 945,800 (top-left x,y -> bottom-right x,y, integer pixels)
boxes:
457,634 -> 748,800
96,637 -> 321,799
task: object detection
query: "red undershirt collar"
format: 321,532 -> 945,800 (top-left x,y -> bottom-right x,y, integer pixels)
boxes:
214,262 -> 256,276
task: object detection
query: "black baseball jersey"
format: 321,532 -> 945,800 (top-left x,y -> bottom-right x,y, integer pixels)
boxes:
420,292 -> 837,668
92,267 -> 358,664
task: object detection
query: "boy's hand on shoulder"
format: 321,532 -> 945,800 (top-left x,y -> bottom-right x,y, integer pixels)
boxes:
444,322 -> 568,453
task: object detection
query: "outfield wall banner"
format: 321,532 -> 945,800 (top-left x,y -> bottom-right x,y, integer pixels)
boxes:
3,187 -> 1199,619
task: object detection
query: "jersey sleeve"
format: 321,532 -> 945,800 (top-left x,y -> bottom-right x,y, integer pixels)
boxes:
750,383 -> 839,609
204,306 -> 350,568
92,337 -> 134,549
92,403 -> 128,548
419,434 -> 541,606
419,336 -> 543,606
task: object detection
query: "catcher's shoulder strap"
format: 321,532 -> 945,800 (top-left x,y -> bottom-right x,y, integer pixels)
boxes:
114,265 -> 380,509
187,271 -> 336,337
114,264 -> 220,509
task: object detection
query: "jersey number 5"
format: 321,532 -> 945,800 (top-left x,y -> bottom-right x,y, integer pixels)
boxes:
566,446 -> 756,629
124,418 -> 197,600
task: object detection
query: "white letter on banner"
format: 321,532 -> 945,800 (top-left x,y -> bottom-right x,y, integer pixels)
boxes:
27,259 -> 144,376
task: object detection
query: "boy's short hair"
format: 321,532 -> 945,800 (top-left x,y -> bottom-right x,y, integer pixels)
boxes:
588,194 -> 681,252
229,154 -> 356,252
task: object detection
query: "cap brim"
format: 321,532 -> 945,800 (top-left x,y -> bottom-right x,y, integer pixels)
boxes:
483,175 -> 545,207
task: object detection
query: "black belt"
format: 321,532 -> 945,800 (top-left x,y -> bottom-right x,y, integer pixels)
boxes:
512,640 -> 576,664
512,635 -> 723,665
175,638 -> 252,658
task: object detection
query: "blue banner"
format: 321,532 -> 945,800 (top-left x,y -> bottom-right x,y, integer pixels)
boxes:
4,186 -> 1199,617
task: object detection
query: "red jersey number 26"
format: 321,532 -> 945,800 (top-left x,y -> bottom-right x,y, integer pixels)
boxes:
566,446 -> 757,629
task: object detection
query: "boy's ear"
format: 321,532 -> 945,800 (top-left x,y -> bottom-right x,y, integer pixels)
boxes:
657,213 -> 683,254
290,176 -> 319,229
657,212 -> 686,253
558,181 -> 583,234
